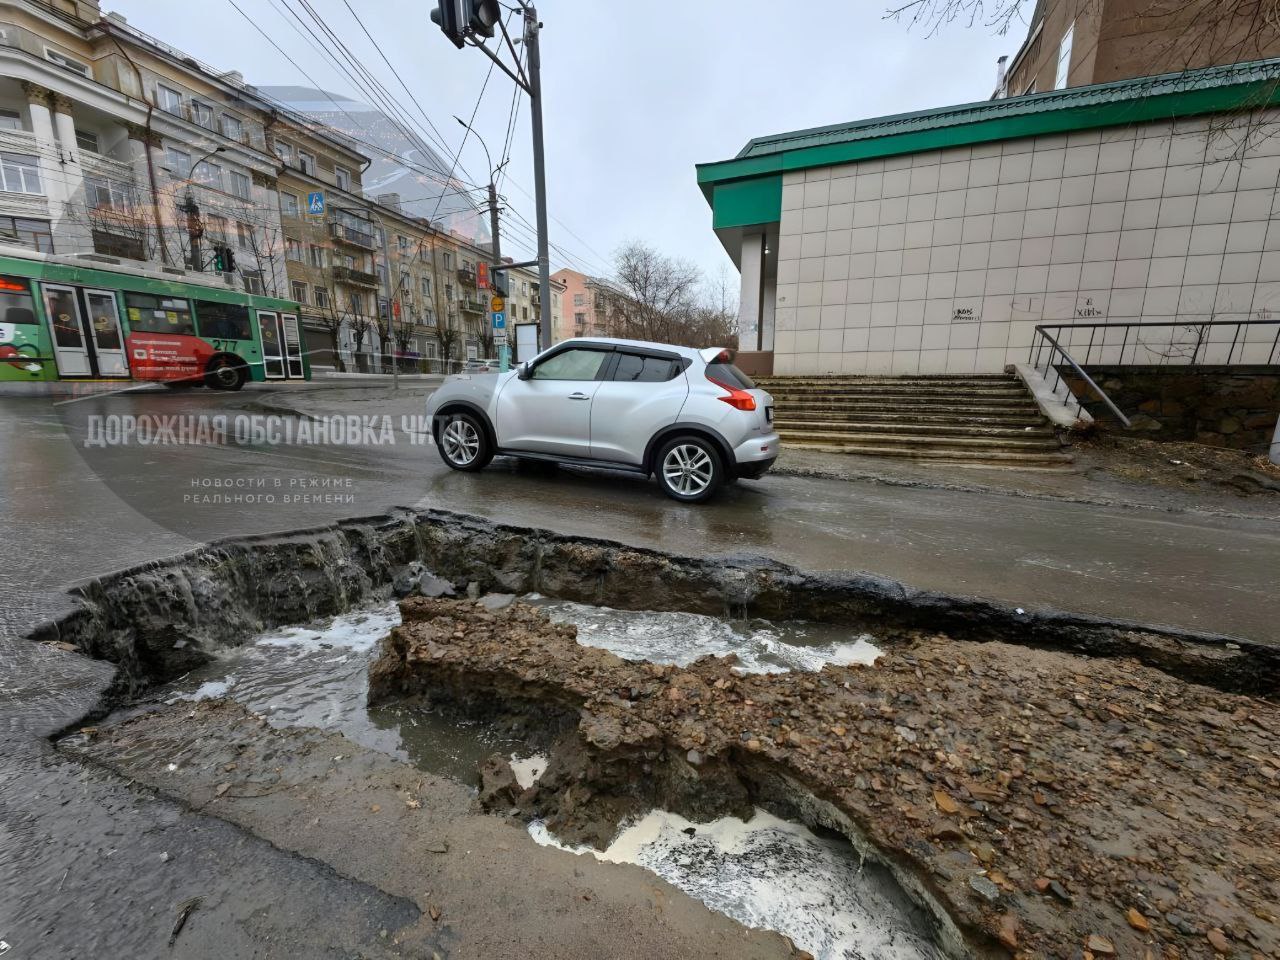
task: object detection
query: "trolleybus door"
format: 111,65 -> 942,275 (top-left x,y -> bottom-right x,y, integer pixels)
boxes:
257,310 -> 285,379
42,283 -> 91,377
83,288 -> 129,377
281,313 -> 304,378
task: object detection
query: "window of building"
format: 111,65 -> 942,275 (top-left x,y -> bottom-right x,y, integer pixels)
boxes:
273,139 -> 293,164
335,165 -> 351,191
1054,22 -> 1074,90
229,170 -> 251,199
291,280 -> 308,304
314,286 -> 330,308
242,270 -> 264,295
421,276 -> 431,297
348,292 -> 364,315
285,237 -> 303,261
378,297 -> 390,320
441,251 -> 452,269
194,300 -> 253,340
156,85 -> 182,116
45,48 -> 89,76
343,254 -> 355,269
297,150 -> 316,175
398,234 -> 409,251
165,146 -> 191,179
573,293 -> 584,307
221,114 -> 243,141
191,100 -> 215,129
308,243 -> 324,268
75,130 -> 98,154
86,177 -> 133,211
376,263 -> 388,287
124,293 -> 195,335
0,154 -> 43,195
444,283 -> 453,301
206,213 -> 227,240
193,160 -> 222,190
0,109 -> 21,131
236,221 -> 251,250
281,192 -> 299,217
574,311 -> 586,324
0,216 -> 53,253
522,280 -> 528,295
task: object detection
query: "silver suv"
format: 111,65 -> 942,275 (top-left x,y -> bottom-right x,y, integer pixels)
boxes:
425,338 -> 779,502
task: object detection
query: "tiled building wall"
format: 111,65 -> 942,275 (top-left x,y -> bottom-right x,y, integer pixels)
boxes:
773,110 -> 1280,375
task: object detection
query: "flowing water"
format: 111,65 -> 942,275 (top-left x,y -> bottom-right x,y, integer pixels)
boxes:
151,595 -> 942,959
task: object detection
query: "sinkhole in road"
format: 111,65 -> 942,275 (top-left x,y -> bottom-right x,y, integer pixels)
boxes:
147,597 -> 944,960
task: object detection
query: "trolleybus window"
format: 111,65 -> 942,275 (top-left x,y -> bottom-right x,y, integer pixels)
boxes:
123,293 -> 195,335
0,275 -> 36,325
194,300 -> 252,341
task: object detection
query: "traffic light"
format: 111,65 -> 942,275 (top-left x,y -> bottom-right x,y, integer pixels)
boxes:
212,245 -> 236,273
490,267 -> 508,297
430,0 -> 500,47
429,0 -> 465,48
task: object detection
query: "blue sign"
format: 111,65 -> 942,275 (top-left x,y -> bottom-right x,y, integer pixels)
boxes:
492,312 -> 505,329
306,191 -> 325,216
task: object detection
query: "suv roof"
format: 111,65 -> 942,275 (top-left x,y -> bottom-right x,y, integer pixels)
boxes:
552,337 -> 718,362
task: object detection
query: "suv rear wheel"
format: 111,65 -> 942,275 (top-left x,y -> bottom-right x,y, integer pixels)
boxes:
436,411 -> 493,472
655,435 -> 723,503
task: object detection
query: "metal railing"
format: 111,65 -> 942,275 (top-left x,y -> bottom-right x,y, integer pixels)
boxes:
1029,319 -> 1280,426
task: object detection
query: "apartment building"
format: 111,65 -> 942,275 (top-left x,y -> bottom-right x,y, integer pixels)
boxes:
0,0 -> 285,295
550,267 -> 620,342
997,0 -> 1280,98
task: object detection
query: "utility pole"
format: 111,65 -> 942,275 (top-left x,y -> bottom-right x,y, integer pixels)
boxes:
488,179 -> 508,371
182,191 -> 202,270
430,0 -> 552,351
524,5 -> 551,352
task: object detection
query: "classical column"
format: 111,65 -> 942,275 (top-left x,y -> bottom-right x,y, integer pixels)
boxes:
48,92 -> 93,253
20,82 -> 64,231
736,232 -> 765,353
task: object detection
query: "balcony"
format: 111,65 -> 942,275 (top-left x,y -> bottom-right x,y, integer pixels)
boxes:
333,265 -> 379,288
329,220 -> 376,249
457,266 -> 477,286
459,297 -> 485,314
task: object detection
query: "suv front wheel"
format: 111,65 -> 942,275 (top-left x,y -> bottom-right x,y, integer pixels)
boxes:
436,411 -> 493,472
655,435 -> 723,503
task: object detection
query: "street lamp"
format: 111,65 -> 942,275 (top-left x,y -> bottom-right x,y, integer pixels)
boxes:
175,145 -> 226,271
454,116 -> 511,370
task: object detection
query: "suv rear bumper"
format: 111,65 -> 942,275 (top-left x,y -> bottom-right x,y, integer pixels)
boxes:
731,432 -> 780,478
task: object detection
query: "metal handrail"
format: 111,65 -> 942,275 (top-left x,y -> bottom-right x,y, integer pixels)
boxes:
1028,318 -> 1280,427
1031,327 -> 1131,426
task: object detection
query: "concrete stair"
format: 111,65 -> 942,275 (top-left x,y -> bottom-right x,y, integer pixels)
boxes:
755,374 -> 1072,469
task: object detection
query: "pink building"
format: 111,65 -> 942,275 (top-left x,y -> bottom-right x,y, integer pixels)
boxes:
550,268 -> 618,343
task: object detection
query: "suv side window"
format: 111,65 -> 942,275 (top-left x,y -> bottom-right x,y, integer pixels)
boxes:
532,347 -> 608,381
613,352 -> 678,383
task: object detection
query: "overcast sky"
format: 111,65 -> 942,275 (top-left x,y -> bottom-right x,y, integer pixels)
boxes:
109,0 -> 1025,286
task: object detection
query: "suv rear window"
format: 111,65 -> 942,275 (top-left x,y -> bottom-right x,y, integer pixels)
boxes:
613,352 -> 681,382
704,360 -> 755,390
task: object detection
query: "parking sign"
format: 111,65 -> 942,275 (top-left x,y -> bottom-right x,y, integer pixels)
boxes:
307,191 -> 325,217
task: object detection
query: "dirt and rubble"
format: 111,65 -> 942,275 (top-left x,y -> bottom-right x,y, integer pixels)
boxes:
369,596 -> 1280,959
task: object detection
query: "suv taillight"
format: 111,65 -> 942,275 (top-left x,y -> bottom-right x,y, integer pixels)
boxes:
708,376 -> 756,411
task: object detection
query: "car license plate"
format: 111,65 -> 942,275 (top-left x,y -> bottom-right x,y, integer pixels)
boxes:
765,406 -> 773,423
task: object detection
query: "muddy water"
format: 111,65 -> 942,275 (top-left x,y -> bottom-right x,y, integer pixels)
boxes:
149,599 -> 938,960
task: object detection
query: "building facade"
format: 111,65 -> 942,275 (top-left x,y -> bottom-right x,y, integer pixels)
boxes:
549,268 -> 620,342
698,58 -> 1280,376
0,1 -> 286,296
997,0 -> 1280,98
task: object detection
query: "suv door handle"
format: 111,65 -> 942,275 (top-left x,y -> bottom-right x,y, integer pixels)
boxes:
568,392 -> 590,400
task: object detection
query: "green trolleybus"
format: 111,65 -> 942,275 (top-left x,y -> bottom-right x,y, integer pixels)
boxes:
0,249 -> 309,391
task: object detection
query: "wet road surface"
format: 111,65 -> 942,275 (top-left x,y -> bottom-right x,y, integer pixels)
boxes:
2,384 -> 1276,957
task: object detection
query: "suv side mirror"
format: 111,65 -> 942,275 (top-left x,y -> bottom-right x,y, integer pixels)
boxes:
516,361 -> 532,381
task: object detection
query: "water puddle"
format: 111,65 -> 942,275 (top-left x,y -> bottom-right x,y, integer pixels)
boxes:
148,595 -> 923,958
530,809 -> 943,960
525,596 -> 881,673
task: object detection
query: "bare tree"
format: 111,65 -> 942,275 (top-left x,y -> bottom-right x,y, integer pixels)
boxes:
310,283 -> 348,372
241,219 -> 284,298
605,241 -> 703,344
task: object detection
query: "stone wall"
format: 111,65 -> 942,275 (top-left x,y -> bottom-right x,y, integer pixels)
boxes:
1061,365 -> 1280,449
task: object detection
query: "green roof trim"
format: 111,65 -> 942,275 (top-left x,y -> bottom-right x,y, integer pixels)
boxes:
711,175 -> 782,230
696,57 -> 1280,207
